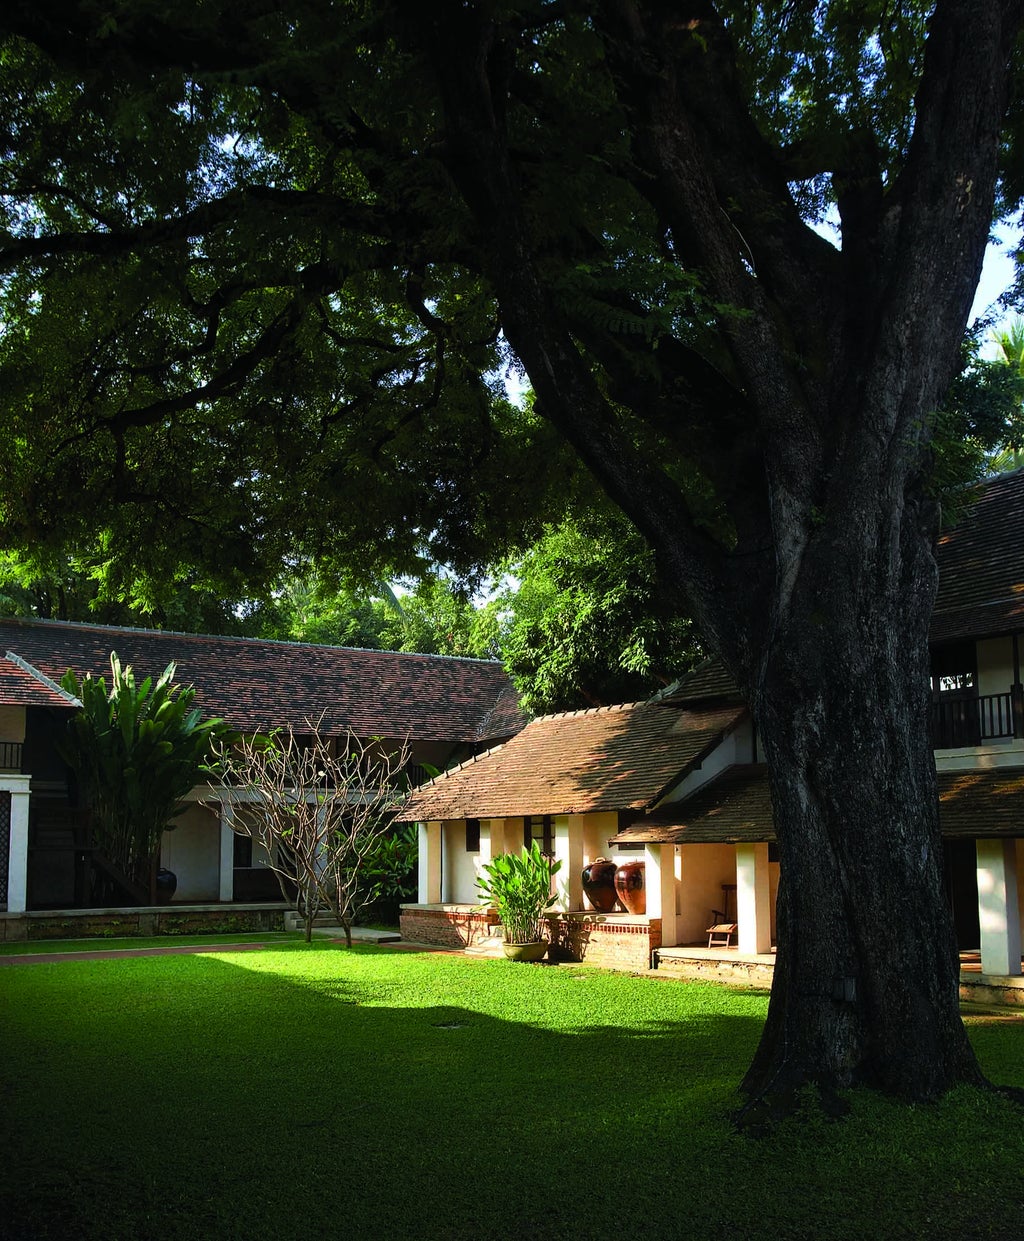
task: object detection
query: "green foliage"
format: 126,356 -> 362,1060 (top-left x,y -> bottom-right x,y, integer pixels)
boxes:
496,510 -> 702,713
355,824 -> 419,921
255,570 -> 499,658
931,330 -> 1024,519
0,0 -> 1018,608
56,653 -> 233,892
475,840 -> 562,945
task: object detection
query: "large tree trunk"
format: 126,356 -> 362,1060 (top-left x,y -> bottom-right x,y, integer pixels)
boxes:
735,485 -> 984,1106
414,0 -> 1021,1108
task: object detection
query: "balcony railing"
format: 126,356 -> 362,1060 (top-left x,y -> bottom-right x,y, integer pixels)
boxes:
929,690 -> 1023,749
0,741 -> 23,772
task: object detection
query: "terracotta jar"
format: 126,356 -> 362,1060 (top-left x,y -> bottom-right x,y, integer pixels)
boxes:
581,857 -> 619,913
613,860 -> 646,916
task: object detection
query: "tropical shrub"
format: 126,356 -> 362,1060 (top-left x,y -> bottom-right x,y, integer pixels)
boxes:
58,653 -> 232,900
476,841 -> 562,945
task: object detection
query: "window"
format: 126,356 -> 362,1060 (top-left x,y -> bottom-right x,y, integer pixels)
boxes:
930,641 -> 981,747
466,819 -> 480,852
233,834 -> 253,868
930,641 -> 978,697
523,815 -> 555,858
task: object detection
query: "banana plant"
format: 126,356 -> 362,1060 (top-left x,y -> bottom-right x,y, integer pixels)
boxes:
58,653 -> 234,901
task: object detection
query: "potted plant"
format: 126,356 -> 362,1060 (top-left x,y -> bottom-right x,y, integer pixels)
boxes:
476,840 -> 562,961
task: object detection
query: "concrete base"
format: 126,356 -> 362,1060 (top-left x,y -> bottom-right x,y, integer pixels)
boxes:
960,973 -> 1024,1008
654,945 -> 1024,1008
654,945 -> 776,988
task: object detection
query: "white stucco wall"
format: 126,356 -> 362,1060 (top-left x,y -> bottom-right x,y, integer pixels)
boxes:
976,636 -> 1014,700
676,843 -> 737,945
159,803 -> 221,901
0,705 -> 26,746
1017,839 -> 1024,942
442,819 -> 481,903
658,719 -> 755,805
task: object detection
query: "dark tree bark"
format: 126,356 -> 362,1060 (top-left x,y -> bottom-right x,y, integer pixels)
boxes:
412,0 -> 1023,1105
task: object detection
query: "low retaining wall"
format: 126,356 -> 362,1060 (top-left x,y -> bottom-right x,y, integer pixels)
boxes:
0,904 -> 288,942
654,949 -> 1024,1007
399,904 -> 496,948
653,949 -> 775,989
960,974 -> 1024,1008
547,913 -> 660,971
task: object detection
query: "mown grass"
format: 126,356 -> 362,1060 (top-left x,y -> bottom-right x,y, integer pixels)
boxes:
1,941 -> 1022,1241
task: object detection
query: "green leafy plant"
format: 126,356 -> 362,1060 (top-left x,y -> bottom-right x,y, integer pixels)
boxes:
57,653 -> 233,902
475,841 -> 562,946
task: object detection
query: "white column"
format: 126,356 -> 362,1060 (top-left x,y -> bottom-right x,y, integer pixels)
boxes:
554,816 -> 583,911
6,780 -> 30,914
218,801 -> 236,902
496,817 -> 520,857
977,838 -> 1022,977
645,843 -> 678,947
478,819 -> 499,869
736,842 -> 772,955
418,821 -> 442,904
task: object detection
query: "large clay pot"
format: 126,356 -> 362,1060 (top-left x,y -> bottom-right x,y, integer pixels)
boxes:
614,860 -> 646,915
582,857 -> 619,913
155,868 -> 177,904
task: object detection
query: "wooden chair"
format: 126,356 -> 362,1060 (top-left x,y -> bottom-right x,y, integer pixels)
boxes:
706,883 -> 738,947
706,921 -> 738,948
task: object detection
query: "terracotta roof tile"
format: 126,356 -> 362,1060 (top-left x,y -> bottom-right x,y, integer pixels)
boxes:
937,766 -> 1024,837
613,762 -> 1024,844
0,654 -> 80,709
614,765 -> 774,844
932,468 -> 1024,643
0,618 -> 523,743
400,701 -> 746,820
653,659 -> 742,707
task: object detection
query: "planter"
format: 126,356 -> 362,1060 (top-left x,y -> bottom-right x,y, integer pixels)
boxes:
502,941 -> 548,962
582,856 -> 619,912
614,860 -> 646,915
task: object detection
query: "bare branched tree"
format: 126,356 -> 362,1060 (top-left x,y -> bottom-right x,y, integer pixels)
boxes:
205,719 -> 415,945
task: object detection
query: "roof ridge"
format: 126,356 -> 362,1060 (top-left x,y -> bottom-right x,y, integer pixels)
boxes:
0,616 -> 504,667
530,700 -> 649,724
4,651 -> 81,706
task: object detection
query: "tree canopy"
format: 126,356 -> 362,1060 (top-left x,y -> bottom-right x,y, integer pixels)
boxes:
3,0 -> 1024,1110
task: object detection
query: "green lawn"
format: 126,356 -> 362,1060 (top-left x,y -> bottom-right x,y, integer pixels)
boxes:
1,941 -> 1022,1241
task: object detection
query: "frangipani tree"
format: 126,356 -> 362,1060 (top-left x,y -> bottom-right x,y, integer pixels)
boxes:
206,721 -> 416,945
58,653 -> 231,903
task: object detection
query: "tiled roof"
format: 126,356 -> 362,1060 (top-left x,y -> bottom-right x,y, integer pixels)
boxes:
614,765 -> 774,844
613,761 -> 1024,845
937,766 -> 1024,837
400,701 -> 746,820
0,618 -> 524,743
932,468 -> 1024,643
653,659 -> 743,707
0,654 -> 80,709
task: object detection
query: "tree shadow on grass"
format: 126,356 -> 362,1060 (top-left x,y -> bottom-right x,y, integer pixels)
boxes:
1,948 -> 1023,1241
